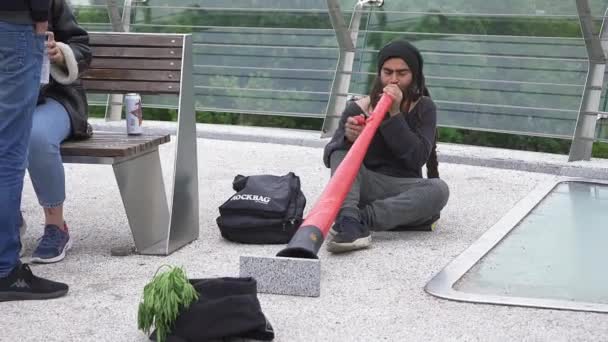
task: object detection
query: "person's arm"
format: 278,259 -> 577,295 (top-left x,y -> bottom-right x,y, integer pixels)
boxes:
48,0 -> 91,84
379,97 -> 437,169
322,99 -> 366,167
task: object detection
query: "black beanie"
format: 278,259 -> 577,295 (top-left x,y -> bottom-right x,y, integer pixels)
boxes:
377,40 -> 425,95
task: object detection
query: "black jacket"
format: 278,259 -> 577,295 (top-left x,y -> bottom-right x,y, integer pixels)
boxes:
323,96 -> 437,178
0,0 -> 50,23
39,0 -> 92,140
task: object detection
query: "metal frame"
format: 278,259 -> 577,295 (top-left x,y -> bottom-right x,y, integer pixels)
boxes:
569,1 -> 608,161
319,0 -> 608,152
321,0 -> 383,137
112,148 -> 171,254
425,177 -> 608,313
63,34 -> 199,256
85,2 -> 608,161
321,0 -> 356,137
165,34 -> 200,255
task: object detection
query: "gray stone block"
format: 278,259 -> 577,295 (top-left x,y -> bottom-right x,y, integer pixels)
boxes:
239,255 -> 321,297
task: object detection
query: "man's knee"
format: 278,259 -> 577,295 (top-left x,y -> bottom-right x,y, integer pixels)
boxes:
402,178 -> 449,213
427,178 -> 449,209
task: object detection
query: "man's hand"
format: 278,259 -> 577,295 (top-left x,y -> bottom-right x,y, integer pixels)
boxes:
34,21 -> 48,34
383,84 -> 403,116
45,32 -> 65,66
344,115 -> 365,143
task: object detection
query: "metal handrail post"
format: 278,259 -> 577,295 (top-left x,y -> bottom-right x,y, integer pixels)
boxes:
104,0 -> 134,122
568,1 -> 608,161
321,0 -> 383,137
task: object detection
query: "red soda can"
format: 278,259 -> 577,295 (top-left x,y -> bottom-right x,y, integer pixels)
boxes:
125,93 -> 143,135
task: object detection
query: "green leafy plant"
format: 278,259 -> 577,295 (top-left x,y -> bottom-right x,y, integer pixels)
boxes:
137,266 -> 199,342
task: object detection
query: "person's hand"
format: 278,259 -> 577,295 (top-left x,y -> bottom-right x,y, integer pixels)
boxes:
45,32 -> 65,66
344,115 -> 365,143
34,21 -> 48,34
383,84 -> 403,116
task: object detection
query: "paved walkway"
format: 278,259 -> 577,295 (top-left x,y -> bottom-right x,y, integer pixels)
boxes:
5,123 -> 608,341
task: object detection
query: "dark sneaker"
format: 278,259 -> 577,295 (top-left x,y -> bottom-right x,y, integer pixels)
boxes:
328,222 -> 340,238
31,224 -> 72,264
391,214 -> 441,232
0,263 -> 68,302
326,216 -> 371,253
328,213 -> 358,238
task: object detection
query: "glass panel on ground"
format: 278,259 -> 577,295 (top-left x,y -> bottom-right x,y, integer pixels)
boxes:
454,182 -> 608,305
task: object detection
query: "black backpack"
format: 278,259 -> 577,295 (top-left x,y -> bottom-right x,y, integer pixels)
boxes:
216,172 -> 306,244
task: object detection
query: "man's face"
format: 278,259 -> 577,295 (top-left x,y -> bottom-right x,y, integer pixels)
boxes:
380,57 -> 413,92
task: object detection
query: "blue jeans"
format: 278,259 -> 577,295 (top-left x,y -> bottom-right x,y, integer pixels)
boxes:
0,22 -> 44,277
28,98 -> 71,208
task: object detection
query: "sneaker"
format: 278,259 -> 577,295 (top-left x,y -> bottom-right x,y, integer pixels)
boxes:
328,223 -> 340,238
0,263 -> 68,302
328,210 -> 368,238
31,224 -> 72,264
326,216 -> 371,253
390,214 -> 441,232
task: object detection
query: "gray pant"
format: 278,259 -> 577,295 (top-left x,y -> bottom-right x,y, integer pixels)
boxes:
330,150 -> 450,231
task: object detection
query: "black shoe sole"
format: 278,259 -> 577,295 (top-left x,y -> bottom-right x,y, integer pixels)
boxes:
0,288 -> 68,302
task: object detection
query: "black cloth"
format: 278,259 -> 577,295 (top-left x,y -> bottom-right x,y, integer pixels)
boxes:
323,97 -> 437,178
151,277 -> 275,342
0,0 -> 50,23
38,0 -> 93,140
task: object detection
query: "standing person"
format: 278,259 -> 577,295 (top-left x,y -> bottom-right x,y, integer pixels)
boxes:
323,40 -> 450,253
0,0 -> 69,301
25,0 -> 92,264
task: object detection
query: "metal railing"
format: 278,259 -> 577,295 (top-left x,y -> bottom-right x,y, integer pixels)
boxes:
71,0 -> 608,160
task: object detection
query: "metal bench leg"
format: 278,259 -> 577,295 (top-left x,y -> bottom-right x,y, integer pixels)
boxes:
113,148 -> 171,255
111,35 -> 200,256
166,34 -> 200,254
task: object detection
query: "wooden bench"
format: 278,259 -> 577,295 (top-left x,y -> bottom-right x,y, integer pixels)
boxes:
60,32 -> 199,256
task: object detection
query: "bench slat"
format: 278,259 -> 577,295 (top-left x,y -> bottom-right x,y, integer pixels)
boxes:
92,46 -> 182,59
82,69 -> 181,82
90,58 -> 182,70
61,134 -> 170,145
66,136 -> 168,143
83,80 -> 180,94
61,133 -> 171,158
89,33 -> 184,48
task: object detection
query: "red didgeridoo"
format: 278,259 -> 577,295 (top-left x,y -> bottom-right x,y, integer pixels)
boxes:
277,94 -> 394,259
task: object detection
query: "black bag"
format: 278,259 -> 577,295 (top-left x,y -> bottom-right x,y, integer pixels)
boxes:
216,172 -> 306,244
